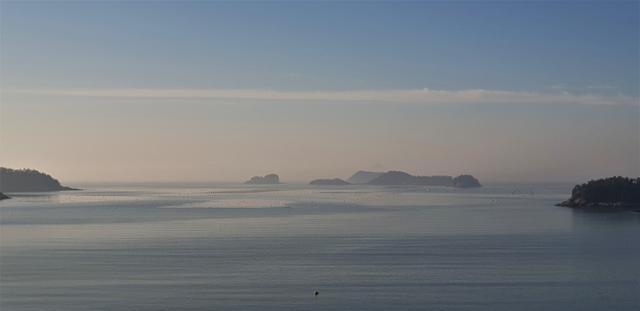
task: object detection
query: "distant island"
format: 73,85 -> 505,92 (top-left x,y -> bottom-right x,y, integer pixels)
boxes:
244,173 -> 280,184
0,192 -> 9,200
365,171 -> 482,188
557,176 -> 640,210
452,175 -> 483,188
0,167 -> 77,192
347,171 -> 384,184
310,178 -> 350,186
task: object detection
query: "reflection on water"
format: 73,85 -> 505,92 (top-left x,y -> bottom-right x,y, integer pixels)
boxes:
1,183 -> 638,311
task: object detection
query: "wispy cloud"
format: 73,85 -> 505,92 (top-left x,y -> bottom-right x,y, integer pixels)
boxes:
4,88 -> 638,106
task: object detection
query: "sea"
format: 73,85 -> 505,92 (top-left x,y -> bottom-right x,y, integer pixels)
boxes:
1,182 -> 639,311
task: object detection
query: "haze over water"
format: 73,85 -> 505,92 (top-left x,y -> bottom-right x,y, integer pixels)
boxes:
1,1 -> 639,310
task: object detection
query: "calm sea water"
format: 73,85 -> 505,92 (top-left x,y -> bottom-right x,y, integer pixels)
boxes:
1,183 -> 639,310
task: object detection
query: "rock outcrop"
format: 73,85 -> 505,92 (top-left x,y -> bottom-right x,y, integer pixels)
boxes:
244,173 -> 280,184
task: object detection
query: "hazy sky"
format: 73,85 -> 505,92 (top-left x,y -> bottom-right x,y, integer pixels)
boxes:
1,1 -> 638,183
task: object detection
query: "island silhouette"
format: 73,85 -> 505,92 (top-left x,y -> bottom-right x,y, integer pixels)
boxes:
0,167 -> 76,192
314,171 -> 481,188
558,176 -> 640,210
244,173 -> 280,184
347,171 -> 384,184
363,171 -> 482,188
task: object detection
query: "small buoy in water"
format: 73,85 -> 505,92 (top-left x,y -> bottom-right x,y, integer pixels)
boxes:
314,291 -> 319,296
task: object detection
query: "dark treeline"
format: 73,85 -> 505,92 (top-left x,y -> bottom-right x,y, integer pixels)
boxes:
559,176 -> 640,208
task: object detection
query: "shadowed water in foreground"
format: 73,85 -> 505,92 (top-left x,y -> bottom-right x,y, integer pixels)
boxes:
1,183 -> 639,310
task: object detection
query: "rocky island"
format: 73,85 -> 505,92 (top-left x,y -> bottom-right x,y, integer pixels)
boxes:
0,167 -> 77,192
366,171 -> 482,188
244,173 -> 280,184
310,178 -> 350,186
557,176 -> 640,210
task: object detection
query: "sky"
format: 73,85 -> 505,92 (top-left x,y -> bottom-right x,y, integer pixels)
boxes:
0,1 -> 638,183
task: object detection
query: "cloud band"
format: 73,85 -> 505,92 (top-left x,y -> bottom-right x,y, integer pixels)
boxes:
4,88 -> 638,106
